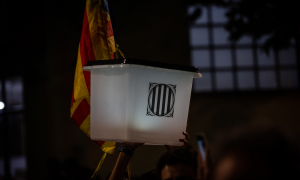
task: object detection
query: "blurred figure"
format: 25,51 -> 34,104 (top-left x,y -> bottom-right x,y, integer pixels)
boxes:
139,170 -> 159,180
157,147 -> 197,180
200,128 -> 300,180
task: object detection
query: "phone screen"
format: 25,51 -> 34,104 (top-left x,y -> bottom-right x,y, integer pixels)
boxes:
197,139 -> 206,161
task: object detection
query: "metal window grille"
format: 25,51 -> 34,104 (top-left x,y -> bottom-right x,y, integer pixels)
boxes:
188,5 -> 299,92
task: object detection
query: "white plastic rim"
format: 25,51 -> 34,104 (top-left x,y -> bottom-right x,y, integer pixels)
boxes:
83,64 -> 202,78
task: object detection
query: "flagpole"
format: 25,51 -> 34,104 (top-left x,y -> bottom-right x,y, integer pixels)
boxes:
107,0 -> 119,59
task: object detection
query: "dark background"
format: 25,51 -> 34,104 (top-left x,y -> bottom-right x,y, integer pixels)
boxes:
1,0 -> 299,179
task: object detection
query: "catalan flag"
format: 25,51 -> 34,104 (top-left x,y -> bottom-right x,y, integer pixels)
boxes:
70,0 -> 116,154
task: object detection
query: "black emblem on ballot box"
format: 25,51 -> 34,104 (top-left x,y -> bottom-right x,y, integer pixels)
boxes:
147,83 -> 176,117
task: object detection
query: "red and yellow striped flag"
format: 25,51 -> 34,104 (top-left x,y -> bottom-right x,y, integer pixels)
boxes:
70,0 -> 116,154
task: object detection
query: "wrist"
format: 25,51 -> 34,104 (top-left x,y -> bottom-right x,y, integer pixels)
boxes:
118,143 -> 135,157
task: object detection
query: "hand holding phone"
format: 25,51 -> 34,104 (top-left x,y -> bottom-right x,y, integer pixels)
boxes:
196,133 -> 210,180
196,133 -> 206,162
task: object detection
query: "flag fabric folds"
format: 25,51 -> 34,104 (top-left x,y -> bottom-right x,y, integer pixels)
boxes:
71,0 -> 116,154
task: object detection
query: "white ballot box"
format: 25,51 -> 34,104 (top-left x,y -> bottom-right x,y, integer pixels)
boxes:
83,59 -> 201,146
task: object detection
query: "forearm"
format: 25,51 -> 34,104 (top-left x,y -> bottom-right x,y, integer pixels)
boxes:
109,152 -> 131,180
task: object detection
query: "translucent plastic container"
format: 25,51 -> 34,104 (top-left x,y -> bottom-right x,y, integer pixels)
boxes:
83,59 -> 201,146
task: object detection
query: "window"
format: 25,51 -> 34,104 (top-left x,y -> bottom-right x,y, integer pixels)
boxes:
0,77 -> 26,179
188,5 -> 299,92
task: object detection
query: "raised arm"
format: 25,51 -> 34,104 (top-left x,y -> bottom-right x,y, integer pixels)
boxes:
109,142 -> 143,180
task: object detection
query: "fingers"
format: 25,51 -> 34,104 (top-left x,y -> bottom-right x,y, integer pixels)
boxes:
179,139 -> 188,143
179,139 -> 188,147
180,129 -> 189,148
183,131 -> 189,140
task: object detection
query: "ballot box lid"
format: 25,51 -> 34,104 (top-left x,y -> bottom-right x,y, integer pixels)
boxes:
84,59 -> 199,73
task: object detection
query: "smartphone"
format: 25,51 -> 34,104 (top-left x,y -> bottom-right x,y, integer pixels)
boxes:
196,133 -> 206,161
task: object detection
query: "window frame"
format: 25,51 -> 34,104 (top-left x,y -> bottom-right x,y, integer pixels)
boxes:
189,5 -> 300,93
